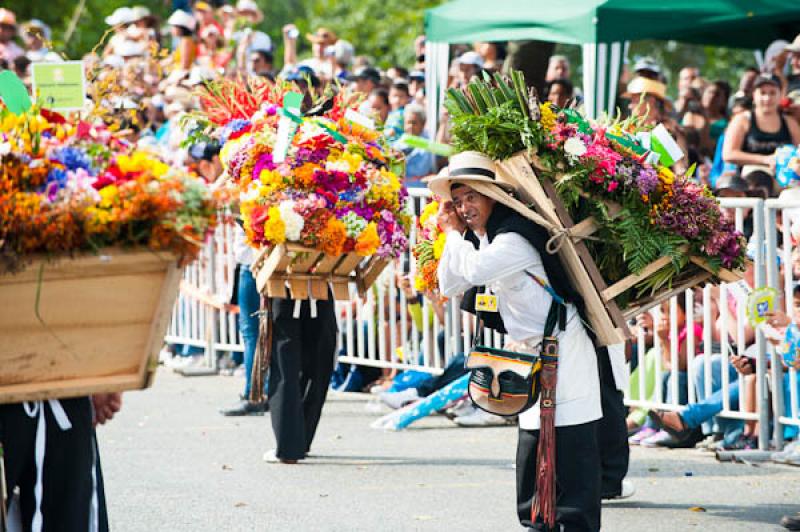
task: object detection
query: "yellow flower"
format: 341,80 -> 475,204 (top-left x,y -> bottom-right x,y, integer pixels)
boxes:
355,222 -> 381,256
433,232 -> 447,260
98,185 -> 119,208
539,102 -> 557,131
419,201 -> 439,228
340,150 -> 364,173
658,167 -> 675,185
263,206 -> 286,244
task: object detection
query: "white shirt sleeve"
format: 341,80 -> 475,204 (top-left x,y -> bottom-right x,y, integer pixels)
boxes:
437,230 -> 541,296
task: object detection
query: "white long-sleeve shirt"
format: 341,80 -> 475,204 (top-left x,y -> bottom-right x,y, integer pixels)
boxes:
438,229 -> 601,429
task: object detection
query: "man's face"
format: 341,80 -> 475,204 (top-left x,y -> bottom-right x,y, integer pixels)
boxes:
547,83 -> 569,108
404,112 -> 424,136
249,53 -> 270,75
458,63 -> 478,85
355,78 -> 374,95
678,67 -> 698,92
368,94 -> 389,120
546,60 -> 569,81
0,23 -> 15,44
450,185 -> 495,233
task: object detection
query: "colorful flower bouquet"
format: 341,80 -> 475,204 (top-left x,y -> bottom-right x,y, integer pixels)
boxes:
444,71 -> 746,343
1,105 -> 221,274
413,199 -> 446,293
194,78 -> 410,299
0,97 -> 222,402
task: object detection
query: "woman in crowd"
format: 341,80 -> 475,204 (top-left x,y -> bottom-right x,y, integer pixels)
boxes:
167,10 -> 197,72
723,75 -> 800,179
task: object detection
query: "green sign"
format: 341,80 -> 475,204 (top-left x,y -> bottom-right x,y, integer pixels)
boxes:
31,61 -> 86,111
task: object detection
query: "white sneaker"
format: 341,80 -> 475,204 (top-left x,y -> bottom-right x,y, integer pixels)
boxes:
454,408 -> 509,427
379,388 -> 420,409
604,479 -> 635,500
262,449 -> 298,464
446,400 -> 476,419
771,440 -> 800,463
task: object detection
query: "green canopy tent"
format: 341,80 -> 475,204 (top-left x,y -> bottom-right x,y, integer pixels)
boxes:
423,0 -> 800,129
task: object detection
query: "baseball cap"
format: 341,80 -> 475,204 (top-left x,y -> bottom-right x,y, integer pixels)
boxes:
286,65 -> 319,86
408,70 -> 425,81
633,56 -> 661,75
167,10 -> 197,31
347,66 -> 381,84
105,7 -> 136,27
753,74 -> 781,90
457,51 -> 483,68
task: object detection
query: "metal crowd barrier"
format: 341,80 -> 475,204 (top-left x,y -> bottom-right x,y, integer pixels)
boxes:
164,190 -> 800,449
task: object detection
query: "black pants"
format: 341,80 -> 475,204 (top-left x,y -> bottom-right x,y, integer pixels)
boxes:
1,398 -> 107,532
268,298 -> 337,461
516,420 -> 601,532
596,347 -> 630,498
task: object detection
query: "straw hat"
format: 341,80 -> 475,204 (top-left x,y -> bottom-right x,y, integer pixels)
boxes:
427,151 -> 514,200
786,33 -> 800,53
623,77 -> 668,101
306,27 -> 337,46
236,0 -> 263,23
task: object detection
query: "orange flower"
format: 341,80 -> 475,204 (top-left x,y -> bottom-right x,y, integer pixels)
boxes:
319,216 -> 347,256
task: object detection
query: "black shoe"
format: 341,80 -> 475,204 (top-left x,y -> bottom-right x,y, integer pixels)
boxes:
219,399 -> 268,416
781,513 -> 800,530
658,427 -> 704,449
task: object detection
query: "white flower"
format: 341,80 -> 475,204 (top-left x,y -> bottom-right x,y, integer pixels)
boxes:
240,183 -> 261,203
279,200 -> 305,241
564,137 -> 587,158
325,159 -> 351,173
0,141 -> 10,157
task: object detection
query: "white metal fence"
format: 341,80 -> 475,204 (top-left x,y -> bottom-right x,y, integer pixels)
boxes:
165,191 -> 800,448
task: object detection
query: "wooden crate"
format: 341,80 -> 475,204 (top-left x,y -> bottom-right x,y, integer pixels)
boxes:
0,249 -> 181,403
495,152 -> 744,345
251,243 -> 388,300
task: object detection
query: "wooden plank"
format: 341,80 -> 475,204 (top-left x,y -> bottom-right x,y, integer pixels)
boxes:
622,270 -> 713,321
314,254 -> 342,274
0,374 -> 143,404
570,217 -> 600,240
289,279 -> 309,300
309,279 -> 330,300
334,253 -> 363,276
331,280 -> 350,300
139,262 -> 182,386
690,256 -> 746,283
290,250 -> 322,274
254,245 -> 288,294
601,248 -> 688,303
266,280 -> 287,299
357,258 -> 388,296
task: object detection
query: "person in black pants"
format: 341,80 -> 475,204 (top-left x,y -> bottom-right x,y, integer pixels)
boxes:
1,394 -> 119,531
596,346 -> 631,500
264,296 -> 338,464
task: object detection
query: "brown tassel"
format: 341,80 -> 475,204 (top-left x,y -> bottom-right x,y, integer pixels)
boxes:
248,296 -> 272,404
532,336 -> 559,529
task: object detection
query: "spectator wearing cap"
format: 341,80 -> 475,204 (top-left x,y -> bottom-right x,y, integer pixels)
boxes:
632,56 -> 662,81
456,50 -> 483,86
394,103 -> 435,186
218,5 -> 237,41
236,0 -> 264,25
289,26 -> 337,80
167,10 -> 198,71
349,66 -> 381,96
21,20 -> 56,63
387,66 -> 409,82
545,78 -> 574,109
723,74 -> 800,181
545,54 -> 570,82
0,9 -> 23,63
249,49 -> 274,79
286,65 -> 320,109
331,39 -> 354,81
103,7 -> 138,58
193,2 -> 224,39
625,77 -> 672,126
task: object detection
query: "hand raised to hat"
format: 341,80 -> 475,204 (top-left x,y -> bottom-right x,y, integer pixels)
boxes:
437,200 -> 466,234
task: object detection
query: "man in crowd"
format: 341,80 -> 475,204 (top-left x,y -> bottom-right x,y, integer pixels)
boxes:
545,54 -> 570,82
0,9 -> 23,64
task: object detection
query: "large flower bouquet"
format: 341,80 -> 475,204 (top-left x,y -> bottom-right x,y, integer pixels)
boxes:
1,105 -> 221,274
196,78 -> 410,260
445,71 -> 746,306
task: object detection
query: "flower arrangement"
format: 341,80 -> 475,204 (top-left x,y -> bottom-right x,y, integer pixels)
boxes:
1,104 -> 221,274
445,71 -> 746,304
197,79 -> 410,260
412,199 -> 446,293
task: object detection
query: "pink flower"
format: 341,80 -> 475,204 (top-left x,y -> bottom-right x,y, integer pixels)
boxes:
607,181 -> 619,192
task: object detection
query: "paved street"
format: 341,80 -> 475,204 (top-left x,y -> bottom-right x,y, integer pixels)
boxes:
99,368 -> 800,531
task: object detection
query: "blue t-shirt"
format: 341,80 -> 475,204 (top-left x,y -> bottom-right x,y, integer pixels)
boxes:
779,324 -> 800,367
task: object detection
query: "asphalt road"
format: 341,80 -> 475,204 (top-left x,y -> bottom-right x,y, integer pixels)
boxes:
98,368 -> 800,531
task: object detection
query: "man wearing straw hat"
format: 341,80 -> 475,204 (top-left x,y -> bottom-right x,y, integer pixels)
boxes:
429,151 -> 602,531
